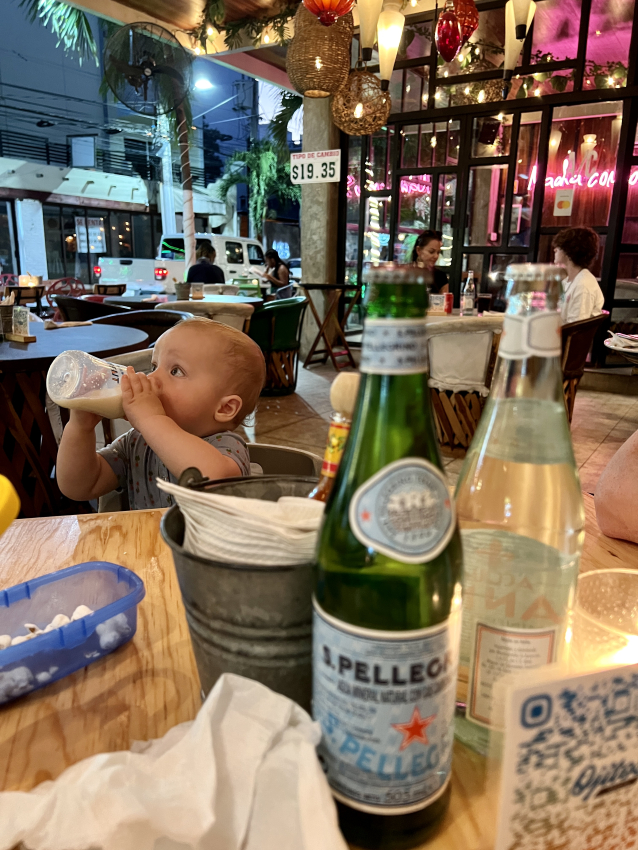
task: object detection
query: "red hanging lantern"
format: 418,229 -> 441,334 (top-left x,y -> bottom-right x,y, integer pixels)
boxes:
454,0 -> 479,45
435,0 -> 462,62
303,0 -> 355,26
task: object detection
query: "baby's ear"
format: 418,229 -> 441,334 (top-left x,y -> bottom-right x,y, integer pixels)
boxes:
215,394 -> 243,423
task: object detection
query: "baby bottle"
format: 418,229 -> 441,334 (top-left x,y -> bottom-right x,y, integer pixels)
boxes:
46,350 -> 126,419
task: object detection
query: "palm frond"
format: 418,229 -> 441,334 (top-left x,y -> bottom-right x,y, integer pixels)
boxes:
20,0 -> 98,66
269,91 -> 303,155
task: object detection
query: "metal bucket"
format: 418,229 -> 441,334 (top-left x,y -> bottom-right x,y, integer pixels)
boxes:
161,476 -> 318,710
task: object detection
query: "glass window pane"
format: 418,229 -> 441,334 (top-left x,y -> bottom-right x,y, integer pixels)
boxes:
437,7 -> 505,77
397,19 -> 431,61
131,214 -> 152,259
364,196 -> 391,266
109,212 -> 134,259
446,120 -> 461,165
248,244 -> 264,264
369,127 -> 392,191
488,253 -> 528,306
394,175 -> 433,261
390,68 -> 429,112
510,111 -> 542,248
472,114 -> 512,157
623,166 -> 638,243
418,122 -> 435,168
435,80 -> 503,109
617,254 -> 638,285
0,201 -> 17,276
83,211 -> 109,267
345,136 -> 361,283
43,206 -> 64,280
585,0 -> 633,90
466,165 -> 508,246
160,236 -> 184,259
63,208 -> 90,284
541,102 -> 623,228
153,216 -> 163,258
225,241 -> 244,264
436,174 -> 456,268
531,0 -> 580,62
401,125 -> 419,169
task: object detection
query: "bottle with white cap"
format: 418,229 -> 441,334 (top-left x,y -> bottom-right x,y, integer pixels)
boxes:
46,350 -> 127,419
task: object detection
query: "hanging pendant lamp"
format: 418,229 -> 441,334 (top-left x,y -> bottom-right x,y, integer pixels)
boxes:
287,5 -> 354,96
511,0 -> 534,40
377,1 -> 405,91
436,0 -> 462,63
304,0 -> 355,27
454,0 -> 479,46
357,0 -> 385,61
503,0 -> 536,89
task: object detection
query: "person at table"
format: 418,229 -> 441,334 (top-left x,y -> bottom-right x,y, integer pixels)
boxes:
412,230 -> 449,294
553,227 -> 604,324
261,249 -> 293,299
186,242 -> 225,285
56,319 -> 266,510
594,429 -> 638,545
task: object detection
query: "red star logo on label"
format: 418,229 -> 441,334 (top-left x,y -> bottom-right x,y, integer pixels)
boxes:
391,706 -> 436,751
361,510 -> 371,522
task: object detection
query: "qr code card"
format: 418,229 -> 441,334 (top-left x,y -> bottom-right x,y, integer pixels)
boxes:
495,663 -> 638,850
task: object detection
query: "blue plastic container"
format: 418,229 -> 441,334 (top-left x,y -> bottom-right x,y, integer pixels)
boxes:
0,561 -> 145,705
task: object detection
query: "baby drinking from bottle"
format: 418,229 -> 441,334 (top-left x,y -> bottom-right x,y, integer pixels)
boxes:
56,318 -> 266,510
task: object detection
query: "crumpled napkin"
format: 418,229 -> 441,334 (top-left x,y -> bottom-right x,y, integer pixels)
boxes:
157,480 -> 324,566
44,320 -> 93,329
0,673 -> 347,850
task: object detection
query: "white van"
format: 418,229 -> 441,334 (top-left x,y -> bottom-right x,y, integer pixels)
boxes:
96,234 -> 266,293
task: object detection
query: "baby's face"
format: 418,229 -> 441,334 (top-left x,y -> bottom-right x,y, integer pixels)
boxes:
149,325 -> 234,436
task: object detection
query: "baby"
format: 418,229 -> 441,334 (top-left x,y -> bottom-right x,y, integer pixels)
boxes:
56,318 -> 266,510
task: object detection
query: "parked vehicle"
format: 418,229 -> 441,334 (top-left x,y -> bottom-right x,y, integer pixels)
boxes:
94,234 -> 266,293
288,258 -> 302,282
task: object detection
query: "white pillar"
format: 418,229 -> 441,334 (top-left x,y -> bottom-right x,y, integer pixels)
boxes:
158,116 -> 176,236
14,199 -> 48,278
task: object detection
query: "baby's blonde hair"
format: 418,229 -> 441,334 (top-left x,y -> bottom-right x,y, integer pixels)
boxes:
173,317 -> 266,425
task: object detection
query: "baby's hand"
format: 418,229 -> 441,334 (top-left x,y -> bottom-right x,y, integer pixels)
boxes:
121,367 -> 166,431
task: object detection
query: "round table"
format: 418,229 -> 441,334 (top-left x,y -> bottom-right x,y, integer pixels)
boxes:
104,294 -> 264,308
0,323 -> 148,518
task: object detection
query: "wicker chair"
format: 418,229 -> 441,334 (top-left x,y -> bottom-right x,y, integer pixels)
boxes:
427,317 -> 503,458
159,300 -> 254,333
248,296 -> 309,395
561,311 -> 609,423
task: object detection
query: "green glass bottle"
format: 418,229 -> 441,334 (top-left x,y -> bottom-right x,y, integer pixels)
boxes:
313,264 -> 464,850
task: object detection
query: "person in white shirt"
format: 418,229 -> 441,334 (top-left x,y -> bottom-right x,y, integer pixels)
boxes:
553,227 -> 605,324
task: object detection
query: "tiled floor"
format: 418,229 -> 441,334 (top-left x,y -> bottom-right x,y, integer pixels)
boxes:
242,367 -> 636,494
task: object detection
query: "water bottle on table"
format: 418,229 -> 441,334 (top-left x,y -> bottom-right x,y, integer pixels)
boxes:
460,270 -> 475,316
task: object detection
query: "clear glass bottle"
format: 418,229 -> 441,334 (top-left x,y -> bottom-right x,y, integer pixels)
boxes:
313,264 -> 463,849
454,263 -> 584,756
460,270 -> 475,316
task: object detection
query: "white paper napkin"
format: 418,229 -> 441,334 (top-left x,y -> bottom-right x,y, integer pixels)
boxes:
0,673 -> 347,850
157,480 -> 325,566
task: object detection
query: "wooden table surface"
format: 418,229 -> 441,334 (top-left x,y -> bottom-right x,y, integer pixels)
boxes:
0,496 -> 636,849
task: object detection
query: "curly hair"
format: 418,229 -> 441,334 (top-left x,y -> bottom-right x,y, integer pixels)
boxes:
552,227 -> 599,270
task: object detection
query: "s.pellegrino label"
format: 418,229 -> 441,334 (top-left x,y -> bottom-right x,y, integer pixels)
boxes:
313,601 -> 460,815
360,318 -> 428,375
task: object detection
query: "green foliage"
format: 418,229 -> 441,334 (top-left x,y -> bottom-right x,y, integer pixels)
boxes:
216,140 -> 300,238
269,91 -> 303,154
189,1 -> 298,52
20,0 -> 98,66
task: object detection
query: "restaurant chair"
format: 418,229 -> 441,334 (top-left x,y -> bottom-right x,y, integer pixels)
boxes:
247,296 -> 309,395
46,277 -> 88,321
427,317 -> 503,458
91,309 -> 194,345
159,300 -> 254,333
53,296 -> 130,322
561,311 -> 609,423
97,441 -> 321,512
0,274 -> 18,285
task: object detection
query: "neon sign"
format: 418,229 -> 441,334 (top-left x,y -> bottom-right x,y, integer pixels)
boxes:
347,174 -> 432,199
529,161 -> 638,192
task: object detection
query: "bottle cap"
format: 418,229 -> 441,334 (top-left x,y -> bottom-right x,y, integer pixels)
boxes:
0,476 -> 20,537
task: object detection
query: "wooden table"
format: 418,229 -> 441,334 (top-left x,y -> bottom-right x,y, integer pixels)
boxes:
1,495 -> 635,849
0,324 -> 148,518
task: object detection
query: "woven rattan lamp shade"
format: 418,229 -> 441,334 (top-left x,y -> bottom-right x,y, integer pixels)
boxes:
331,67 -> 391,135
287,5 -> 353,97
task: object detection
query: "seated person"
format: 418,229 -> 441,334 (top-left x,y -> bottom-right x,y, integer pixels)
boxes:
187,242 -> 225,284
553,227 -> 604,324
412,230 -> 448,294
56,319 -> 266,510
594,430 -> 638,545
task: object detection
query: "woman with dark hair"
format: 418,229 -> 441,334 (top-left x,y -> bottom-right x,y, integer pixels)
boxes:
553,227 -> 604,324
262,249 -> 293,299
186,241 -> 225,284
412,230 -> 449,293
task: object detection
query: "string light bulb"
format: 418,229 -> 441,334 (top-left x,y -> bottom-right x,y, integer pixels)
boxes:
207,25 -> 214,35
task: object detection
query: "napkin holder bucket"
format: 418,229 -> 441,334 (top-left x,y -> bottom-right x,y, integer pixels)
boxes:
161,476 -> 317,711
